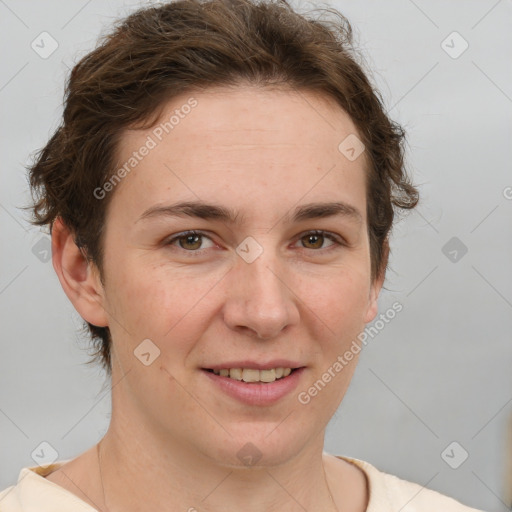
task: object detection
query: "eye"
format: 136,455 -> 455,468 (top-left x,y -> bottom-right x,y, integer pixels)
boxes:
164,229 -> 344,256
295,230 -> 343,251
164,230 -> 215,252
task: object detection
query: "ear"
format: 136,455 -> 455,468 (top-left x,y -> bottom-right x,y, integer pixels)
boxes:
363,238 -> 389,324
51,217 -> 109,328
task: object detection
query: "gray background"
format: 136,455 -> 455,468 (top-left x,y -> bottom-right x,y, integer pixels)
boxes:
1,1 -> 511,510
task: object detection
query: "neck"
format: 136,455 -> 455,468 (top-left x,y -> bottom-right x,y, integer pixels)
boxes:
96,416 -> 339,512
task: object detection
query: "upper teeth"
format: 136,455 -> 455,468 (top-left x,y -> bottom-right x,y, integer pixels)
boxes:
212,368 -> 292,382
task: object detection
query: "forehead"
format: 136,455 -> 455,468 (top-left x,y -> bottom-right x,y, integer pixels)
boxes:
110,85 -> 368,226
149,84 -> 360,149
119,84 -> 364,160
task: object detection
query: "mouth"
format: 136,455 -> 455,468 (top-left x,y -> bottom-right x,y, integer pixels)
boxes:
202,367 -> 299,383
201,365 -> 306,405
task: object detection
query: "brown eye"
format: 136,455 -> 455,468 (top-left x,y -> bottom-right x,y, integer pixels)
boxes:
297,231 -> 341,251
178,234 -> 203,250
165,231 -> 215,253
301,232 -> 325,249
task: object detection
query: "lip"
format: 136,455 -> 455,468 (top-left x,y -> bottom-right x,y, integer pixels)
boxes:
203,360 -> 303,371
202,367 -> 306,406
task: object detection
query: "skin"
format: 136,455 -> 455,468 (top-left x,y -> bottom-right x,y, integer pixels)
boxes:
48,85 -> 387,512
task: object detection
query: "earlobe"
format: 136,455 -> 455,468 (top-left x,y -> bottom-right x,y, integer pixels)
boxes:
363,239 -> 389,324
364,280 -> 382,324
51,217 -> 109,328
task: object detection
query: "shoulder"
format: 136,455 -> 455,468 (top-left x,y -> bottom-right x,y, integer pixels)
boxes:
1,456 -> 486,512
0,461 -> 95,512
336,455 -> 486,512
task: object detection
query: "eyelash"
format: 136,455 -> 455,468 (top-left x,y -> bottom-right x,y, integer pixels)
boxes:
164,229 -> 345,257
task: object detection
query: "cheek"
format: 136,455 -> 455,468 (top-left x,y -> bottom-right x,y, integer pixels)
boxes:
299,265 -> 371,332
104,258 -> 221,350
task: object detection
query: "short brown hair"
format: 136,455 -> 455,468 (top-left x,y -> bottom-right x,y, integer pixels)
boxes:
27,0 -> 419,376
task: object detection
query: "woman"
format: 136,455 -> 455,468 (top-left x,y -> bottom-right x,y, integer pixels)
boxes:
0,0 -> 484,510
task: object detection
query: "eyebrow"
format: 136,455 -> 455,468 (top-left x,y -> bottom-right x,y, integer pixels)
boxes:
136,200 -> 363,226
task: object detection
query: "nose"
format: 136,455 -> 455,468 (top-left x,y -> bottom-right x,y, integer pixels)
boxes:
222,251 -> 299,340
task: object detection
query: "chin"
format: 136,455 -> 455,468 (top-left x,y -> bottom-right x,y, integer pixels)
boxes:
201,424 -> 310,469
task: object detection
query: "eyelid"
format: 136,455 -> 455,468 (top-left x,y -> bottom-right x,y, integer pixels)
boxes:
294,229 -> 346,248
164,230 -> 217,252
164,229 -> 346,254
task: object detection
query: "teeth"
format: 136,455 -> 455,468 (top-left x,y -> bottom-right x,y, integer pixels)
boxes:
211,367 -> 294,383
259,369 -> 276,382
229,368 -> 243,380
242,369 -> 260,382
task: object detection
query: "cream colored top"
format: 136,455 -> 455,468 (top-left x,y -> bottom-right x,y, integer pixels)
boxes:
0,456 -> 485,511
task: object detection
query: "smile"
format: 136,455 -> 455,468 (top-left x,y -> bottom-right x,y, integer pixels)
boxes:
205,367 -> 294,383
202,366 -> 305,406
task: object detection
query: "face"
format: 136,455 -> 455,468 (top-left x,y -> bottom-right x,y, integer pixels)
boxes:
94,85 -> 383,467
